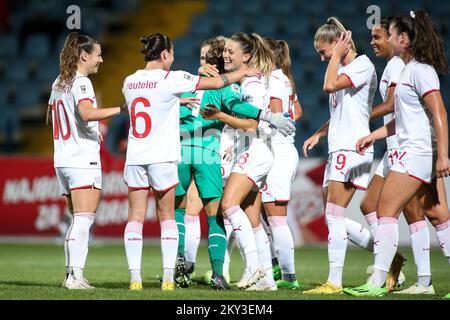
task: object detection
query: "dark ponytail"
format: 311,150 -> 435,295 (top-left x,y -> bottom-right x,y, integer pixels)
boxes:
392,10 -> 448,74
57,32 -> 97,91
140,33 -> 173,62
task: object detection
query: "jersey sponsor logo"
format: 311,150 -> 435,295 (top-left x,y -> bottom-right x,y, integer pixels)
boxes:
183,73 -> 194,81
80,85 -> 86,94
90,162 -> 98,165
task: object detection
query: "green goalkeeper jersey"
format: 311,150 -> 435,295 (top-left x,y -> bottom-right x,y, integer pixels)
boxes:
179,82 -> 261,154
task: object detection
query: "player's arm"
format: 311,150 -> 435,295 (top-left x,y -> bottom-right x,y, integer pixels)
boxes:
201,104 -> 258,130
293,98 -> 303,121
196,67 -> 260,90
46,105 -> 52,126
302,120 -> 329,157
77,100 -> 126,122
423,91 -> 450,177
355,119 -> 395,155
370,86 -> 395,120
323,32 -> 353,93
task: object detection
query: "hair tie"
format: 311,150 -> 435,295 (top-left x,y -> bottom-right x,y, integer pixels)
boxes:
410,11 -> 416,19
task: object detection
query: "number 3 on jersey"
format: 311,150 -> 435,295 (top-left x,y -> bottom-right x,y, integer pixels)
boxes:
131,97 -> 152,138
52,99 -> 71,140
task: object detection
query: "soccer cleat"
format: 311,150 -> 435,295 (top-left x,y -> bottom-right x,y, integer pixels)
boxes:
246,277 -> 278,291
236,265 -> 265,289
272,264 -> 282,281
366,265 -> 405,288
161,281 -> 175,291
393,283 -> 435,295
303,281 -> 342,294
193,270 -> 231,285
129,281 -> 143,291
64,273 -> 95,290
210,273 -> 231,290
174,254 -> 191,288
385,252 -> 406,292
276,279 -> 300,289
343,283 -> 388,297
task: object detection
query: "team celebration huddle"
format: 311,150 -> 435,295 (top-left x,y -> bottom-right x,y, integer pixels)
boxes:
48,9 -> 450,298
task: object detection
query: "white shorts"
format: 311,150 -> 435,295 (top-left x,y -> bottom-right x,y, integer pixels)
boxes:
375,148 -> 400,178
323,150 -> 373,190
124,162 -> 179,192
55,167 -> 102,196
390,150 -> 434,184
221,160 -> 233,186
220,126 -> 235,185
261,143 -> 299,202
231,142 -> 274,189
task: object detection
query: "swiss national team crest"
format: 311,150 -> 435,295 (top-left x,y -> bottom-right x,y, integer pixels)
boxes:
80,85 -> 87,94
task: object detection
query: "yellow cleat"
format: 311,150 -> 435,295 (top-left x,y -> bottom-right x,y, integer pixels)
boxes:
129,281 -> 143,291
386,252 -> 406,292
303,281 -> 343,294
161,281 -> 175,291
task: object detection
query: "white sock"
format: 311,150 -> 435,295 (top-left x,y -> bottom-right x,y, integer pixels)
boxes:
253,224 -> 274,283
124,221 -> 143,283
64,216 -> 75,275
184,215 -> 201,264
371,217 -> 398,287
364,211 -> 378,237
325,202 -> 347,288
345,218 -> 374,252
223,219 -> 234,275
268,216 -> 296,276
409,220 -> 431,285
225,206 -> 259,268
160,219 -> 178,282
435,220 -> 450,264
261,217 -> 277,261
67,213 -> 95,278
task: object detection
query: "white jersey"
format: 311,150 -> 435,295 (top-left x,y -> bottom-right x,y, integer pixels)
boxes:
49,72 -> 101,168
269,69 -> 295,144
123,69 -> 200,165
234,76 -> 270,155
380,56 -> 405,150
394,59 -> 439,155
328,54 -> 377,153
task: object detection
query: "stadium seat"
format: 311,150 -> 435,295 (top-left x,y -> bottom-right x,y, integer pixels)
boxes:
4,59 -> 30,83
24,33 -> 51,59
0,36 -> 19,58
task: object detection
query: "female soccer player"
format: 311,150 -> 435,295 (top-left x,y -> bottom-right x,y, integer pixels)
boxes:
121,33 -> 265,291
48,32 -> 125,289
346,10 -> 450,297
302,17 -> 378,294
262,37 -> 302,289
218,32 -> 280,291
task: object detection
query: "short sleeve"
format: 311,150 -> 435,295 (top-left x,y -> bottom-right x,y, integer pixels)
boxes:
413,64 -> 440,98
72,76 -> 95,105
386,57 -> 405,87
269,76 -> 283,101
166,70 -> 201,96
340,57 -> 373,89
242,80 -> 265,109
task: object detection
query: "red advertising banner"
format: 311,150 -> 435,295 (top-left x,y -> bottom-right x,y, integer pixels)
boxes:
0,156 -> 327,243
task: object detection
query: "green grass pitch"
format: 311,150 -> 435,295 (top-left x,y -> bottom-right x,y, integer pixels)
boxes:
0,241 -> 448,300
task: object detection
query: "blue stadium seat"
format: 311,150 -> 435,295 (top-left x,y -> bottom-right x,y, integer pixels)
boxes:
24,34 -> 51,59
270,0 -> 295,16
208,0 -> 233,15
0,36 -> 19,58
240,1 -> 263,15
13,83 -> 41,110
35,60 -> 59,85
4,60 -> 30,83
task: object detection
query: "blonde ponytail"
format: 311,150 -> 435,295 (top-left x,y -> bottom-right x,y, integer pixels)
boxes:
314,16 -> 356,51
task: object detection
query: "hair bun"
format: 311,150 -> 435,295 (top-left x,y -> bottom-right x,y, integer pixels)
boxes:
140,37 -> 149,45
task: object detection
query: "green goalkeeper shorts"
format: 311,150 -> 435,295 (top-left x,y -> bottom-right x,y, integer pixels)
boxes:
175,146 -> 223,201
